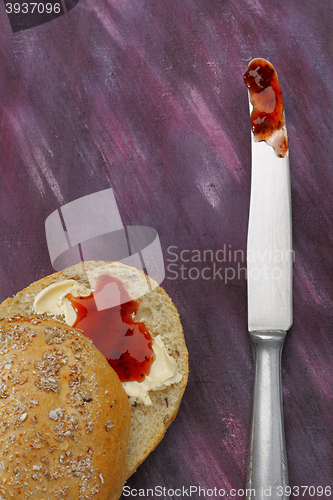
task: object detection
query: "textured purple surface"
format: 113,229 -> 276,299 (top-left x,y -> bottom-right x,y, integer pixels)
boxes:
0,1 -> 333,498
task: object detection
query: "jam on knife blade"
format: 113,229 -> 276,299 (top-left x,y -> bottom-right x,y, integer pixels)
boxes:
244,58 -> 288,158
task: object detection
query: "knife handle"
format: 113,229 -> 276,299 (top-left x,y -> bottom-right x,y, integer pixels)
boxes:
246,331 -> 289,500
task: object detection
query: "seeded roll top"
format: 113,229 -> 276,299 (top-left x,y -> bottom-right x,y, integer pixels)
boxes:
0,316 -> 131,500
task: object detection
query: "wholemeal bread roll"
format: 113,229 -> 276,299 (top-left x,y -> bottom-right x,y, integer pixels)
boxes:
0,261 -> 189,478
0,316 -> 130,500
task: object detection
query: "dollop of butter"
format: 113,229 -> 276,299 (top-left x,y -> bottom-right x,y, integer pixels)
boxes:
123,335 -> 182,405
33,280 -> 182,405
34,280 -> 91,326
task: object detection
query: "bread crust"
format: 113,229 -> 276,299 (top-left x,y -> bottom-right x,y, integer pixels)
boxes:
0,316 -> 131,500
0,261 -> 189,478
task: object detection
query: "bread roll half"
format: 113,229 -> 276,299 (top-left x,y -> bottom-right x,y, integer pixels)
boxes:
0,261 -> 189,478
0,316 -> 130,500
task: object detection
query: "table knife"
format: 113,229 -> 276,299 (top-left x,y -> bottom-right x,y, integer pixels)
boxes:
244,59 -> 293,500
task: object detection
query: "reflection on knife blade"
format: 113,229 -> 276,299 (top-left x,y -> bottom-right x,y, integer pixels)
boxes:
244,58 -> 288,158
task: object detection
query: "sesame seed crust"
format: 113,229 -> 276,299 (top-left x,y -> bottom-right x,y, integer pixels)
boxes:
0,316 -> 131,500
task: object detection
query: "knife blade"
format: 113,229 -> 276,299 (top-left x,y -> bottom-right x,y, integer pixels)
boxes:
247,139 -> 292,331
244,59 -> 293,500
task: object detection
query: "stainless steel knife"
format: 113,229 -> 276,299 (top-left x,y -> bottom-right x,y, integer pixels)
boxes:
244,59 -> 293,500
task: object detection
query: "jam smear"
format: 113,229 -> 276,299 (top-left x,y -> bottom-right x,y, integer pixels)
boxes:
66,275 -> 155,383
244,58 -> 288,158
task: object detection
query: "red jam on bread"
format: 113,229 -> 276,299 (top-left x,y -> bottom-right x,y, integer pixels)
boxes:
67,275 -> 155,383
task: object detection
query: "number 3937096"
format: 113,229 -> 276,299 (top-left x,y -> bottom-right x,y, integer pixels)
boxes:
5,2 -> 61,14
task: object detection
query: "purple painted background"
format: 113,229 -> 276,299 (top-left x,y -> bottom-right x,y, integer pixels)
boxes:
0,1 -> 333,498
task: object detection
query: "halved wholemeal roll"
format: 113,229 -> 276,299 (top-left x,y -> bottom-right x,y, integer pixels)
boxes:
0,316 -> 131,500
0,261 -> 189,478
